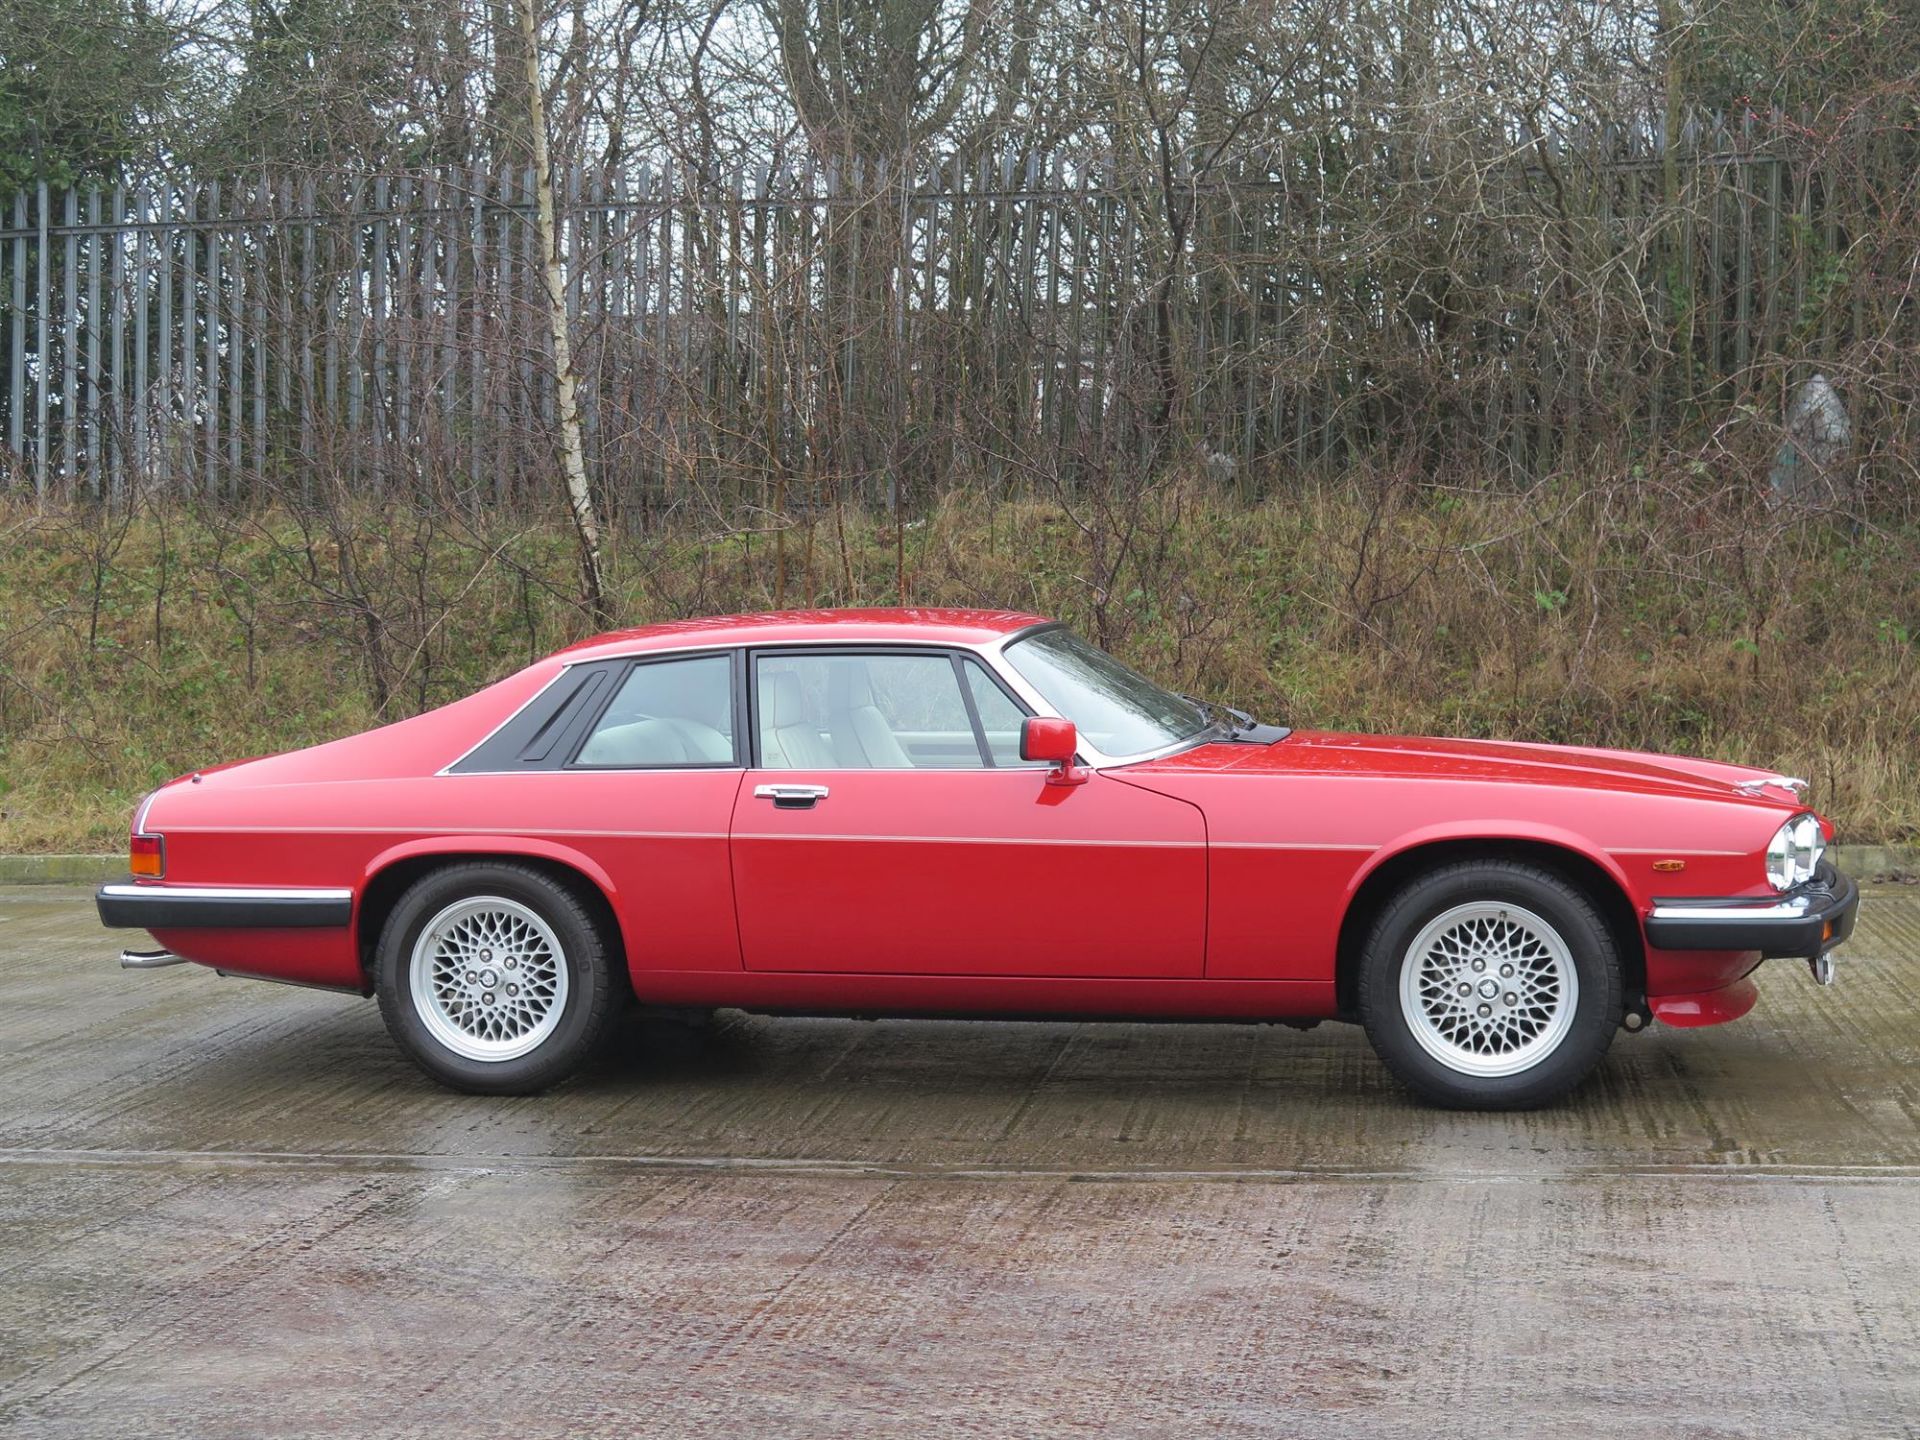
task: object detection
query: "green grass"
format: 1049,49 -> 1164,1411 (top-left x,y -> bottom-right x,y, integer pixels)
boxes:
2,477 -> 1915,851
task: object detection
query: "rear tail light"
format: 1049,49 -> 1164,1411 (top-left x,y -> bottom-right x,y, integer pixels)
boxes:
129,834 -> 165,879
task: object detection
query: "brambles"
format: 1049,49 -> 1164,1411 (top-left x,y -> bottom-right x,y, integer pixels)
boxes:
2,461 -> 1913,851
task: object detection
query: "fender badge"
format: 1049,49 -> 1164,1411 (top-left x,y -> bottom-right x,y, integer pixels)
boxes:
1652,859 -> 1687,873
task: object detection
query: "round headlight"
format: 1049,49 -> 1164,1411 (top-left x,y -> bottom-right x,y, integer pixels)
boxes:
1793,813 -> 1825,878
1766,813 -> 1825,891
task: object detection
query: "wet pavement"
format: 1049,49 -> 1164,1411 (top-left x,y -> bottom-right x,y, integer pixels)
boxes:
2,884 -> 1918,1438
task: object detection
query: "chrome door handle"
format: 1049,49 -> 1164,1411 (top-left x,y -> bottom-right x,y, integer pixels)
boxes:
754,783 -> 829,808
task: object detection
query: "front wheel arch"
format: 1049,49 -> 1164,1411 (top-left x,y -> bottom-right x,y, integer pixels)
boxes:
1335,838 -> 1645,1019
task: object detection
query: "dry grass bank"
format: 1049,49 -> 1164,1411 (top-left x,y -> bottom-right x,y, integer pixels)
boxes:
2,475 -> 1915,851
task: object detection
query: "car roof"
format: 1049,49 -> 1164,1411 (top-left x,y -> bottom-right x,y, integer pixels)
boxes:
552,608 -> 1053,663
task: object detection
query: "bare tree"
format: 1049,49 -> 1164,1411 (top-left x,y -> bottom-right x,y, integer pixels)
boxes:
762,0 -> 992,162
512,0 -> 610,622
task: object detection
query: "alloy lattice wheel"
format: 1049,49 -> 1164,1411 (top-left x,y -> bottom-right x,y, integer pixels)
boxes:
408,895 -> 569,1063
1397,901 -> 1579,1078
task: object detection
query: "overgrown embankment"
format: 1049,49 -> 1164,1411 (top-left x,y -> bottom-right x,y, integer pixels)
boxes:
2,478 -> 1915,851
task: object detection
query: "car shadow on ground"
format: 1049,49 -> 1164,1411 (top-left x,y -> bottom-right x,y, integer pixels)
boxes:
30,952 -> 1868,1173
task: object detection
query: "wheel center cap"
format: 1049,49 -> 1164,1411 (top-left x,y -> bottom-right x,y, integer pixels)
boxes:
479,968 -> 498,989
1478,978 -> 1500,999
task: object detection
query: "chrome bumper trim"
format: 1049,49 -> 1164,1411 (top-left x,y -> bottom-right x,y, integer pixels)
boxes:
97,884 -> 355,930
99,884 -> 355,903
1647,897 -> 1812,922
1644,863 -> 1857,960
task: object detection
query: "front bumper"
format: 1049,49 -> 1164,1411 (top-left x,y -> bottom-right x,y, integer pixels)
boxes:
1644,862 -> 1858,960
96,884 -> 354,930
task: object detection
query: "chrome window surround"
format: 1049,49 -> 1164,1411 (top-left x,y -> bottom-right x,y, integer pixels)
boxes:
439,627 -> 1218,776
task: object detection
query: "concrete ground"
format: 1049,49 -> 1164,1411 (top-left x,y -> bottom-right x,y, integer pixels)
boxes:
2,885 -> 1917,1439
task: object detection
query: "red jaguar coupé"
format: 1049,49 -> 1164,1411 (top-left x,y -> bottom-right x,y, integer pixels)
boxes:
98,609 -> 1858,1108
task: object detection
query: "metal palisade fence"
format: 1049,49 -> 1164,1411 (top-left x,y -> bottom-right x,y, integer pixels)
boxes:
1,112 -> 1915,514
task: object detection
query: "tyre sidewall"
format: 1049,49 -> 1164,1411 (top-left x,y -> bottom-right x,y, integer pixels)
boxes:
1360,863 -> 1621,1109
376,864 -> 615,1094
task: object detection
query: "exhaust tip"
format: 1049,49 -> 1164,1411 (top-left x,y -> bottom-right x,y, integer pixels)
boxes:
119,949 -> 185,970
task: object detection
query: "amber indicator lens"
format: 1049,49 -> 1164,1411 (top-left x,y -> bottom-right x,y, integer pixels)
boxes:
1652,858 -> 1686,873
129,834 -> 165,879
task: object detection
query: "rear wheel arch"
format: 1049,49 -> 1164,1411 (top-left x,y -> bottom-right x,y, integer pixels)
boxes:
357,850 -> 629,997
1334,838 -> 1645,1018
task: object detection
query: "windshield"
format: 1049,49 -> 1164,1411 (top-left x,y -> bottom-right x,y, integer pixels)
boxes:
1002,628 -> 1214,758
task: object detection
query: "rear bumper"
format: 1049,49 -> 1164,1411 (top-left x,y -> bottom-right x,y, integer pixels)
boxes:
97,884 -> 354,930
1644,863 -> 1858,960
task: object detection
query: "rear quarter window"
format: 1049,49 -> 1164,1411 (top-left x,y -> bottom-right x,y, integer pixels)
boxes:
447,662 -> 623,773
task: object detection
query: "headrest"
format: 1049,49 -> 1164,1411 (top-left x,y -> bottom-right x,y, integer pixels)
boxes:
649,660 -> 729,730
762,670 -> 806,726
827,660 -> 876,710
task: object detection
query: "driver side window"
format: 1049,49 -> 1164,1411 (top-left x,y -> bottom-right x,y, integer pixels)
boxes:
757,652 -> 988,770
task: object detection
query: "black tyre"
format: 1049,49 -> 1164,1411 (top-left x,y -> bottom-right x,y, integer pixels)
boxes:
1356,859 -> 1622,1109
374,861 -> 620,1095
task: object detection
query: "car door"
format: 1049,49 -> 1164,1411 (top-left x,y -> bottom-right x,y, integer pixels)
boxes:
729,647 -> 1206,978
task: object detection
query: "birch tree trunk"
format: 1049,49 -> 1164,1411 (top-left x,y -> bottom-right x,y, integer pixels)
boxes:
513,0 -> 610,626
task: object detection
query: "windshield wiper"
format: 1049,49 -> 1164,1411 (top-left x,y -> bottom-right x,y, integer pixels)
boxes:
1177,692 -> 1257,737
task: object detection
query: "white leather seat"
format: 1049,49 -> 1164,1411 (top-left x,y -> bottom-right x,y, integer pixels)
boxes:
760,671 -> 836,769
576,716 -> 731,765
827,661 -> 913,768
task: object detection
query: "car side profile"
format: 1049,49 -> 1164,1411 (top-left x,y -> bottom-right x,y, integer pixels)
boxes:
97,608 -> 1859,1108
